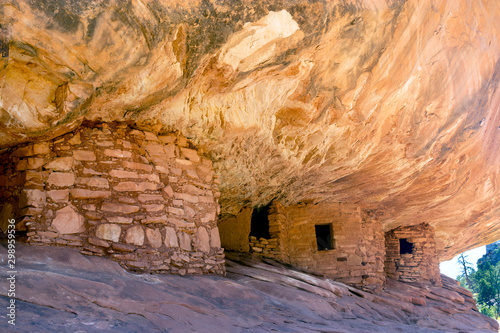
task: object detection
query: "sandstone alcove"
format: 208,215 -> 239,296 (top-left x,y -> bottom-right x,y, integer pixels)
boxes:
1,0 -> 500,330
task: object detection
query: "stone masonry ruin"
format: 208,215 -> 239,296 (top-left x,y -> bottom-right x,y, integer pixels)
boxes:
0,120 -> 444,291
220,202 -> 444,293
384,223 -> 442,287
0,122 -> 225,275
220,201 -> 387,292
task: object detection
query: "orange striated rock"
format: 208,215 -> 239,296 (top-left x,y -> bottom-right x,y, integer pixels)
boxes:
2,0 -> 500,260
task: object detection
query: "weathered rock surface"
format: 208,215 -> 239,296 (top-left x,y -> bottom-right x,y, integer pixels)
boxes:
3,0 -> 500,259
0,243 -> 497,332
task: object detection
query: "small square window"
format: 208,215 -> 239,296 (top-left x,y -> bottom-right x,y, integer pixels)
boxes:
399,238 -> 413,254
315,224 -> 334,251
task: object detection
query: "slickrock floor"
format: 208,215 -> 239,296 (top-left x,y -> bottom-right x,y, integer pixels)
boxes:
0,243 -> 498,333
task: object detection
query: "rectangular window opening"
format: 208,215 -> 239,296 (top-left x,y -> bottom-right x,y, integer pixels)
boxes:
315,224 -> 334,251
399,238 -> 414,254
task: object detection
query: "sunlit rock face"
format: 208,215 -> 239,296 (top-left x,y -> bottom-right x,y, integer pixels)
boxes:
2,0 -> 500,260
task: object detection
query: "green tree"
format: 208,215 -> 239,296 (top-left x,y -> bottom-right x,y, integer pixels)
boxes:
457,253 -> 475,292
469,245 -> 500,319
473,260 -> 500,318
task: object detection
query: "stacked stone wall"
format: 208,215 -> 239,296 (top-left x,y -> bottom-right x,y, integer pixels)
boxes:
249,236 -> 280,257
384,223 -> 441,286
285,203 -> 386,292
0,122 -> 224,275
248,201 -> 289,262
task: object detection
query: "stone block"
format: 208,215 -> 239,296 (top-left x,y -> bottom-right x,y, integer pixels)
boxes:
38,231 -> 58,238
146,228 -> 162,248
114,182 -> 157,191
73,150 -> 96,161
199,196 -> 214,204
121,140 -> 133,149
195,227 -> 210,252
201,213 -> 216,223
144,144 -> 166,155
180,148 -> 200,162
122,161 -> 153,172
76,177 -> 109,188
197,165 -> 211,176
155,166 -> 169,174
179,232 -> 192,251
144,132 -> 160,141
82,168 -> 103,175
168,207 -> 184,216
139,174 -> 160,183
33,142 -> 51,155
118,197 -> 137,204
96,224 -> 121,242
47,189 -> 69,202
183,184 -> 205,195
44,157 -> 74,171
127,261 -> 149,269
70,189 -> 111,199
174,192 -> 198,203
88,237 -> 110,248
47,172 -> 75,187
164,144 -> 176,158
168,217 -> 195,228
141,215 -> 168,224
125,226 -> 144,246
20,189 -> 46,208
52,205 -> 86,235
106,216 -> 133,224
26,157 -> 44,169
103,149 -> 132,158
85,211 -> 102,220
159,135 -> 175,144
13,145 -> 34,157
102,203 -> 140,214
96,141 -> 114,147
176,136 -> 187,147
109,169 -> 138,178
184,206 -> 195,217
143,204 -> 164,213
20,207 -> 43,216
163,185 -> 174,197
169,168 -> 181,176
130,130 -> 145,138
112,243 -> 136,252
149,154 -> 167,164
138,194 -> 164,202
176,159 -> 192,167
67,132 -> 81,145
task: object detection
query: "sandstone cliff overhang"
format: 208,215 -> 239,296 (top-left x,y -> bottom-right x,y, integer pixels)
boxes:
2,0 -> 500,260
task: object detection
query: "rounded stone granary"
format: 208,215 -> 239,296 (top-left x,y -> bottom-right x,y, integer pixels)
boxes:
0,122 -> 225,275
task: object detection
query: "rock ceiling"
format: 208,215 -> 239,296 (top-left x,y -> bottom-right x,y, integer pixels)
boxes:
2,0 -> 500,260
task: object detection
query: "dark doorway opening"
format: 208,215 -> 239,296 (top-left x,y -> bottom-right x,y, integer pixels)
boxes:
315,224 -> 334,251
250,205 -> 270,239
399,238 -> 414,254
